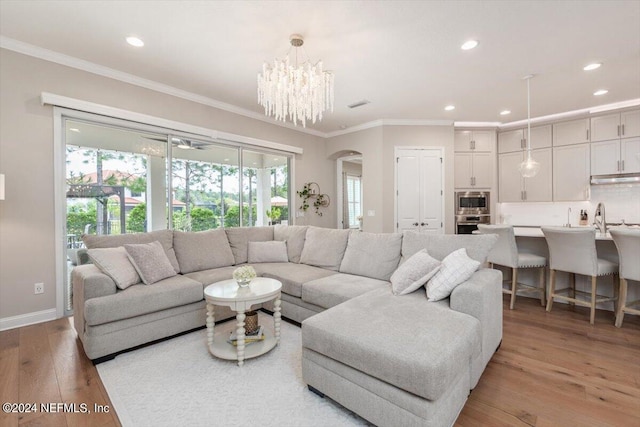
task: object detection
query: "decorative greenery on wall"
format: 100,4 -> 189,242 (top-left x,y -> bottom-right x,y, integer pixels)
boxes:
297,182 -> 330,216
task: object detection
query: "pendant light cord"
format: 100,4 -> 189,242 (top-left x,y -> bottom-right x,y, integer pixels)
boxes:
527,77 -> 532,160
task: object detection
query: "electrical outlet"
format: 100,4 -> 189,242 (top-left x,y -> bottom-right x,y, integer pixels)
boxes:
34,283 -> 44,294
296,211 -> 305,217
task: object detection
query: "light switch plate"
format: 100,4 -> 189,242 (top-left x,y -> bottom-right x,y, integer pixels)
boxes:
367,210 -> 375,216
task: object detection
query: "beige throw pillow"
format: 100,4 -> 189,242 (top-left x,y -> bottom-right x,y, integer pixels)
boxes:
390,250 -> 441,295
88,247 -> 141,290
248,241 -> 289,263
124,241 -> 177,285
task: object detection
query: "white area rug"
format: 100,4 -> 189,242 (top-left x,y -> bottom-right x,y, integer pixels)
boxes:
97,313 -> 370,427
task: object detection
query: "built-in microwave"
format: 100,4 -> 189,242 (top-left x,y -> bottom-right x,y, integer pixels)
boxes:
455,191 -> 490,215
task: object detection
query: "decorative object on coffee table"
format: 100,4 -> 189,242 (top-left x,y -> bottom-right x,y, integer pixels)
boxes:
204,277 -> 282,366
233,265 -> 256,287
245,310 -> 259,334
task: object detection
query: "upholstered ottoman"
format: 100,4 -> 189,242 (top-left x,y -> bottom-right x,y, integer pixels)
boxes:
301,287 -> 482,427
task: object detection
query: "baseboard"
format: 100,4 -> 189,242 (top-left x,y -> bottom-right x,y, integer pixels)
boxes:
0,308 -> 58,331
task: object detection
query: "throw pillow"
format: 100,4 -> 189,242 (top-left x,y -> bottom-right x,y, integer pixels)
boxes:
173,229 -> 235,274
247,241 -> 289,263
124,241 -> 177,285
340,231 -> 403,281
426,248 -> 480,301
299,227 -> 350,271
390,249 -> 441,295
87,247 -> 141,290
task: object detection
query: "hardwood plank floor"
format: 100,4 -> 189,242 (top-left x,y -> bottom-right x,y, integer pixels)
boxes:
1,295 -> 638,426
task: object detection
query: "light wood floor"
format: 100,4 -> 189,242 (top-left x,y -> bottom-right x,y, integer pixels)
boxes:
1,296 -> 639,427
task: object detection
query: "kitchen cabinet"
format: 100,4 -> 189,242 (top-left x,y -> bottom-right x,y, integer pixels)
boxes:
498,125 -> 552,153
454,152 -> 492,188
553,118 -> 590,146
498,148 -> 552,202
590,109 -> 640,142
591,137 -> 640,175
454,130 -> 494,152
553,143 -> 590,201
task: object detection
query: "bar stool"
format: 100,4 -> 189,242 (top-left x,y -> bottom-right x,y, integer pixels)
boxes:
610,228 -> 640,328
542,227 -> 618,325
477,224 -> 546,310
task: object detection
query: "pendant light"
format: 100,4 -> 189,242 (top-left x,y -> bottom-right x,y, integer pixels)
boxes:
519,75 -> 541,178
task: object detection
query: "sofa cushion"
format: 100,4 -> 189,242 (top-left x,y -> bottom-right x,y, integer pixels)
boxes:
173,229 -> 235,273
248,241 -> 288,263
87,247 -> 141,290
390,249 -> 441,295
401,231 -> 498,263
274,225 -> 308,263
299,227 -> 350,271
302,287 -> 481,401
84,274 -> 203,326
125,241 -> 177,285
225,227 -> 274,265
339,231 -> 402,281
256,262 -> 337,298
82,229 -> 180,273
426,248 -> 480,301
183,266 -> 237,287
302,273 -> 389,309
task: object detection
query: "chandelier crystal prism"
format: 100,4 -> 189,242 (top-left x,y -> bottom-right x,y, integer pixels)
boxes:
519,75 -> 541,178
258,34 -> 334,128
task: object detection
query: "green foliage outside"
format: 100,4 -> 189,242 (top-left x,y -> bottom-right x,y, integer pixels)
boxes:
66,202 -> 97,236
127,203 -> 147,233
224,205 -> 257,228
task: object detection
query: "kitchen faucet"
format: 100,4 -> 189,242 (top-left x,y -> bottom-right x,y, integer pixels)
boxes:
565,207 -> 572,227
594,202 -> 606,233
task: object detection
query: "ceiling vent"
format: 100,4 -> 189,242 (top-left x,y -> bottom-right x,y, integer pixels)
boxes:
347,100 -> 371,109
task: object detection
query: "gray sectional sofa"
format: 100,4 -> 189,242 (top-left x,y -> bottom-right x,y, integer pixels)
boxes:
72,225 -> 501,426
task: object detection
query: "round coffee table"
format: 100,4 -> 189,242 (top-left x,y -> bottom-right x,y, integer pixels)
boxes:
204,277 -> 282,366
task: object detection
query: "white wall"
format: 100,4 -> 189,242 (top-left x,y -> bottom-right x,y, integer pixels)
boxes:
0,48 -> 334,322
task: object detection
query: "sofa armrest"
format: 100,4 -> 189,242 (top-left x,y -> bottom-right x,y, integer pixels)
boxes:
449,268 -> 503,369
72,264 -> 117,340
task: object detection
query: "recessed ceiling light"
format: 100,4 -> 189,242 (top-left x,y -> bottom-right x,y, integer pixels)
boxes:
593,89 -> 609,96
444,105 -> 456,111
69,128 -> 80,132
583,63 -> 602,71
126,36 -> 144,47
500,110 -> 511,116
461,40 -> 479,50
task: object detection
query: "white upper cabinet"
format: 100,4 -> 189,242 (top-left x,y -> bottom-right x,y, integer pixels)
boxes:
591,109 -> 640,142
498,125 -> 552,153
523,148 -> 553,202
591,140 -> 621,175
454,152 -> 493,189
553,143 -> 590,201
621,137 -> 640,173
553,118 -> 590,146
454,130 -> 494,152
497,149 -> 552,202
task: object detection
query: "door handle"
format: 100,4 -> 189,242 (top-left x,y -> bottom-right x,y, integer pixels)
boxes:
618,160 -> 621,171
622,124 -> 625,135
413,222 -> 419,226
617,125 -> 621,137
420,222 -> 426,226
622,160 -> 625,171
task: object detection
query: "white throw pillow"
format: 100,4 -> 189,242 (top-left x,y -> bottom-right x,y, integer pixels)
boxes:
426,248 -> 480,301
88,247 -> 141,290
124,241 -> 177,285
390,250 -> 441,295
247,241 -> 289,263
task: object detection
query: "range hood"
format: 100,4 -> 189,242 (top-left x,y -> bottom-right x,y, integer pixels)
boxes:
590,173 -> 640,185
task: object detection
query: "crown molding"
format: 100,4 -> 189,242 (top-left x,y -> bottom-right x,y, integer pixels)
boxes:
326,119 -> 453,138
454,121 -> 501,128
0,36 -> 326,138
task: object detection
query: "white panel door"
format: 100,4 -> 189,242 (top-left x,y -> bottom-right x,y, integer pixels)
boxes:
396,152 -> 421,231
396,148 -> 443,233
419,152 -> 443,233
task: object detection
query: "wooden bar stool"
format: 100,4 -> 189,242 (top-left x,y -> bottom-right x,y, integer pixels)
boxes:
610,228 -> 640,328
542,227 -> 618,325
477,224 -> 546,310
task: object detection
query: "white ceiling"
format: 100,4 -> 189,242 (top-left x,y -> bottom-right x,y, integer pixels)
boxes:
1,1 -> 639,135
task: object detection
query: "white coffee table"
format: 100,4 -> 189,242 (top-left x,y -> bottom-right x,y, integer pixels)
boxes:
204,277 -> 282,366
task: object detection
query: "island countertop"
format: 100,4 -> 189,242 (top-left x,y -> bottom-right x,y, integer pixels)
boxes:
512,225 -> 613,240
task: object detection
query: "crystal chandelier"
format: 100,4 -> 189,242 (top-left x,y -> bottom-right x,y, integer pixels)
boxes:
519,75 -> 541,178
258,34 -> 334,127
